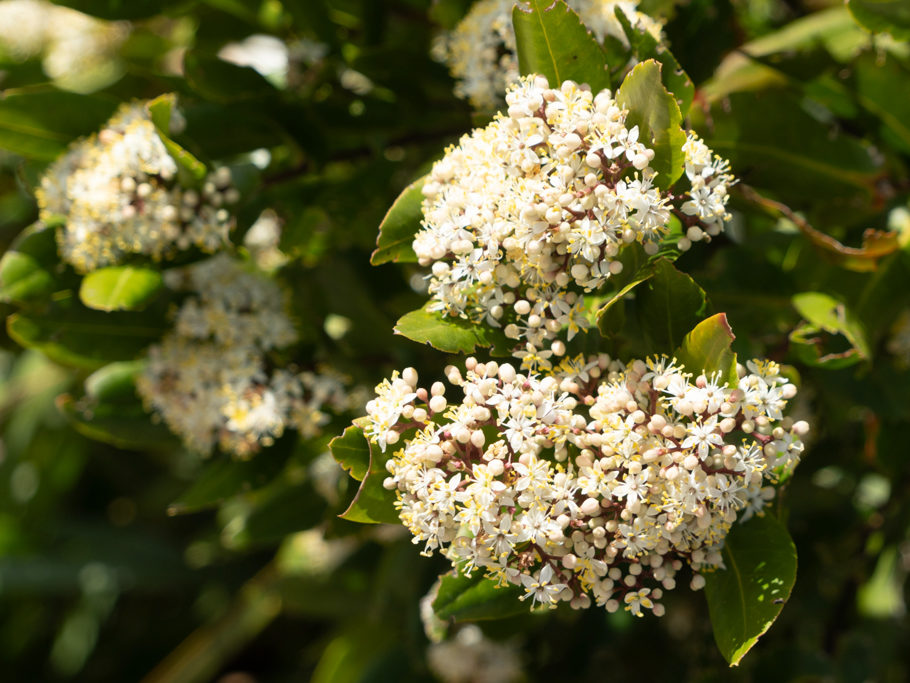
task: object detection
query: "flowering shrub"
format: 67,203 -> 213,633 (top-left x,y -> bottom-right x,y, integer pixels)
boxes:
137,255 -> 359,456
0,0 -> 908,681
37,101 -> 235,273
417,75 -> 733,349
365,354 -> 806,615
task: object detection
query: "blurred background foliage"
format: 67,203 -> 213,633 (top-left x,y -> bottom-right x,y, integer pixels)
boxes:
0,0 -> 908,681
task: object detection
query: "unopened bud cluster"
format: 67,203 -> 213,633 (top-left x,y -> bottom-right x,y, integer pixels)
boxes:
37,101 -> 237,273
363,354 -> 807,616
416,76 -> 735,350
137,255 -> 359,457
432,0 -> 662,111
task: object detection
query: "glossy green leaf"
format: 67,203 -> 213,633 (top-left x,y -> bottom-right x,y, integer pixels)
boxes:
57,394 -> 180,451
704,513 -> 798,666
847,0 -> 910,40
79,266 -> 164,312
433,570 -> 527,622
636,258 -> 708,351
512,0 -> 611,92
371,175 -> 425,266
7,297 -> 166,370
615,9 -> 694,116
674,313 -> 738,386
789,292 -> 870,368
338,471 -> 399,525
0,222 -> 63,304
0,89 -> 118,160
394,304 -> 513,356
596,261 -> 657,335
329,425 -> 371,482
84,360 -> 145,403
147,93 -> 208,185
616,59 -> 686,189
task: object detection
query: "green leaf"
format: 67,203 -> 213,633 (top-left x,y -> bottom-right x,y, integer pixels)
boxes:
394,304 -> 512,356
84,360 -> 145,402
614,8 -> 694,116
371,175 -> 425,266
79,266 -> 164,312
184,52 -> 279,103
674,313 -> 738,386
337,429 -> 398,525
338,471 -> 399,525
636,258 -> 708,351
692,91 -> 882,221
0,89 -> 118,160
852,52 -> 910,154
512,0 -> 611,93
147,93 -> 208,185
57,394 -> 180,451
789,292 -> 870,368
596,262 -> 657,335
0,222 -> 63,304
7,296 -> 166,370
168,455 -> 289,515
433,570 -> 527,622
704,513 -> 798,666
847,0 -> 910,40
329,425 -> 371,482
616,59 -> 686,189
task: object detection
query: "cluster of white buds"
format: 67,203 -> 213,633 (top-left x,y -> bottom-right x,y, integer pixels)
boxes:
37,101 -> 238,273
432,0 -> 663,111
0,0 -> 128,90
362,353 -> 808,617
137,255 -> 360,457
416,75 -> 735,350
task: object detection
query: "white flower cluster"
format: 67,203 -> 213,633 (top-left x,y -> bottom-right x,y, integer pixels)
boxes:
432,0 -> 663,111
0,0 -> 128,91
363,354 -> 808,616
416,76 -> 735,349
137,255 -> 359,456
37,101 -> 237,273
427,625 -> 523,683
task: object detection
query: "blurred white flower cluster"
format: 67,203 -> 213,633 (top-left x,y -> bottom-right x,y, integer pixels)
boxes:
364,354 -> 807,616
427,625 -> 523,683
137,255 -> 359,457
0,0 -> 128,91
432,0 -> 662,111
37,101 -> 237,273
417,76 -> 734,350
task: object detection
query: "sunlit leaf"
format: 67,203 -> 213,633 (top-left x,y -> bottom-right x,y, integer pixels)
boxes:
704,514 -> 798,666
513,0 -> 611,92
371,175 -> 424,265
394,304 -> 513,356
616,59 -> 686,189
79,266 -> 164,312
674,313 -> 738,386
